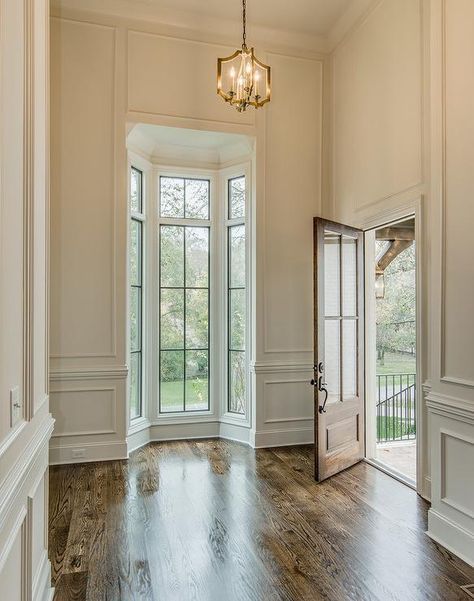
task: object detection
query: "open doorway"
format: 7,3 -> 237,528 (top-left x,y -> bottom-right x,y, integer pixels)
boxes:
365,217 -> 417,486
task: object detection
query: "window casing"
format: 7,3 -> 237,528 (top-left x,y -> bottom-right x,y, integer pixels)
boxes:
129,166 -> 144,420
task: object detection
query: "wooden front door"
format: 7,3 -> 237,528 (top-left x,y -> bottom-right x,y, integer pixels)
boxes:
313,218 -> 365,482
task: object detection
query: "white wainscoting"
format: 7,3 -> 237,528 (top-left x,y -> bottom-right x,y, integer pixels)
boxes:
0,413 -> 55,601
426,392 -> 474,566
49,369 -> 128,465
250,362 -> 314,448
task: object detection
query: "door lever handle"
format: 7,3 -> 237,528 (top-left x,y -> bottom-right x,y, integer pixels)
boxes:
318,377 -> 329,414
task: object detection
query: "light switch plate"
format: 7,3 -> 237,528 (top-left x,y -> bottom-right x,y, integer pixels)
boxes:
10,386 -> 21,427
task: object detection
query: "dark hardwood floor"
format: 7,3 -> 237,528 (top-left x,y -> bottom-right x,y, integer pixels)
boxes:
49,441 -> 474,601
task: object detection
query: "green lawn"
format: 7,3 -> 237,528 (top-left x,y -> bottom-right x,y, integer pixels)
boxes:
377,415 -> 416,441
376,352 -> 416,375
160,378 -> 208,412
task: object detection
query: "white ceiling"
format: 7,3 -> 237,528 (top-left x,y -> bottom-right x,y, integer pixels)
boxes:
127,0 -> 353,37
127,124 -> 254,166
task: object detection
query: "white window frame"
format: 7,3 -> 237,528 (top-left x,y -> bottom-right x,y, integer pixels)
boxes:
127,152 -> 152,431
153,166 -> 218,422
220,162 -> 252,428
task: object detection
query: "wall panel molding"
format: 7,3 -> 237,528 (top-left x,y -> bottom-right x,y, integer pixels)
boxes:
50,387 -> 117,437
49,365 -> 128,382
50,17 -> 118,360
263,379 -> 313,425
438,0 -> 474,388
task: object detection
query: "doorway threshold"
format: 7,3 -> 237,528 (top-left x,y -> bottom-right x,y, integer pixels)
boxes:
364,457 -> 416,490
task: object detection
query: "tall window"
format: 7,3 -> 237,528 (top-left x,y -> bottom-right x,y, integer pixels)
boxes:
227,176 -> 246,414
159,177 -> 210,413
129,167 -> 144,419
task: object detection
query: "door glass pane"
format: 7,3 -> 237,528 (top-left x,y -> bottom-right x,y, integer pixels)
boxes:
160,226 -> 184,287
229,351 -> 245,413
185,227 -> 209,287
185,350 -> 209,410
160,289 -> 184,349
342,236 -> 357,316
229,176 -> 245,219
324,232 -> 340,317
185,179 -> 209,219
325,319 -> 340,402
160,350 -> 184,412
229,225 -> 245,287
160,177 -> 184,218
343,319 -> 357,399
185,289 -> 208,349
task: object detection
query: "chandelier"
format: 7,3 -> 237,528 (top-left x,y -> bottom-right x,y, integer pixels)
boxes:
217,0 -> 271,112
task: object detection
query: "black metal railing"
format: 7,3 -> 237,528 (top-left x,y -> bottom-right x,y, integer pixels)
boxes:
376,374 -> 416,443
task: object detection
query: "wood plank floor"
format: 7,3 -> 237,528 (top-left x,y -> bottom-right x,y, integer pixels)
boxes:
49,441 -> 474,601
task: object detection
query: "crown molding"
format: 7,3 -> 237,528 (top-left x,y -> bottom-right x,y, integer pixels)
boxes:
50,0 -> 328,56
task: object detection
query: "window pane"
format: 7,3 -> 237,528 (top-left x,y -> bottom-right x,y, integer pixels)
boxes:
230,289 -> 245,350
160,350 -> 184,412
160,289 -> 184,349
342,236 -> 357,317
130,287 -> 141,352
229,176 -> 245,219
185,289 -> 208,349
185,227 -> 209,287
324,231 -> 340,317
130,353 -> 141,418
130,219 -> 141,286
185,179 -> 209,219
160,177 -> 184,218
130,168 -> 142,213
229,351 -> 245,414
343,319 -> 357,399
185,350 -> 209,410
325,319 -> 340,403
229,225 -> 245,288
160,226 -> 184,287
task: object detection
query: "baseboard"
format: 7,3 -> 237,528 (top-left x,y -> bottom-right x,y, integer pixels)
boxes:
49,440 -> 128,465
127,425 -> 151,454
149,421 -> 220,443
427,508 -> 474,567
252,427 -> 314,448
219,421 -> 251,445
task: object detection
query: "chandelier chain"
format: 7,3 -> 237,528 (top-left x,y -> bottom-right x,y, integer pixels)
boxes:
242,0 -> 247,48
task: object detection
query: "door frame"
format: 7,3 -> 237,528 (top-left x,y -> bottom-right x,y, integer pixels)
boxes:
361,197 -> 424,496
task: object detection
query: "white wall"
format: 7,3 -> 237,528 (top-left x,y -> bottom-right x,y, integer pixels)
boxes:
49,5 -> 322,461
0,0 -> 54,597
326,0 -> 474,566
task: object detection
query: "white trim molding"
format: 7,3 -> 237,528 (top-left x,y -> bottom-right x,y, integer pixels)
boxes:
49,365 -> 128,381
426,392 -> 474,425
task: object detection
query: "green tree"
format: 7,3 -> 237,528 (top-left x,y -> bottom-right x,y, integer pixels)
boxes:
376,243 -> 416,366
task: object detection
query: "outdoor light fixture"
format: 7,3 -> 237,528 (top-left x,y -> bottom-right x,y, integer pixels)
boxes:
217,0 -> 271,112
375,272 -> 385,299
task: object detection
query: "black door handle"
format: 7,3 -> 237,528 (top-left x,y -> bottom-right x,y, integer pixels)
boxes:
318,376 -> 329,414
